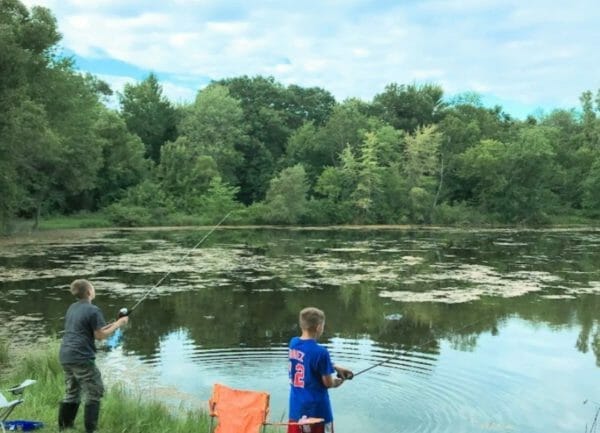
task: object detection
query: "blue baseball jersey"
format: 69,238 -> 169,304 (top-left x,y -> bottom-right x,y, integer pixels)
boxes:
288,337 -> 335,422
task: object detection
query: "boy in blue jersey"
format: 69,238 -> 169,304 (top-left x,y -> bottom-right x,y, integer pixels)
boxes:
288,307 -> 353,433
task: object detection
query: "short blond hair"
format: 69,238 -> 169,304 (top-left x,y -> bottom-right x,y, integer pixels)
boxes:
299,307 -> 325,332
70,279 -> 92,299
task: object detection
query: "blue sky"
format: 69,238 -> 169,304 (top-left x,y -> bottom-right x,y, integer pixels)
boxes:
23,0 -> 600,119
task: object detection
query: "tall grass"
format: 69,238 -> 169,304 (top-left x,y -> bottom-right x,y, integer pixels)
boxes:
0,338 -> 8,366
0,338 -> 211,433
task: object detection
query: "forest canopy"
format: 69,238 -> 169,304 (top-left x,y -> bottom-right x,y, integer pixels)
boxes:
2,0 -> 600,231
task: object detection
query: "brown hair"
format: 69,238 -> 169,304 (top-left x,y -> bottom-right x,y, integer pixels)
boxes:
70,279 -> 92,299
299,307 -> 325,332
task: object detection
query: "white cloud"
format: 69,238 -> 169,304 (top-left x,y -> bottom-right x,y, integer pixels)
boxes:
20,0 -> 600,114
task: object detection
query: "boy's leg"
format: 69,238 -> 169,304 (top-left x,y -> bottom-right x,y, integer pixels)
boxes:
59,365 -> 81,430
84,401 -> 101,433
72,363 -> 105,433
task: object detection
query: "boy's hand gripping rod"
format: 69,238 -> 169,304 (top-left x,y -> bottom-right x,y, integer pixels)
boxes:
117,212 -> 231,318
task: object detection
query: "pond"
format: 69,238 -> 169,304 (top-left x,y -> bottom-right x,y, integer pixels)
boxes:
1,227 -> 599,433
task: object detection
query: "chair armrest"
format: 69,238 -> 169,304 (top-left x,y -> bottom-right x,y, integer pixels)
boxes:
8,379 -> 36,395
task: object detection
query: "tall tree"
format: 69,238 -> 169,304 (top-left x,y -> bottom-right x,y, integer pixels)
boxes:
541,109 -> 586,209
459,127 -> 559,223
92,111 -> 149,207
285,99 -> 371,179
0,0 -> 61,229
264,164 -> 309,224
351,133 -> 384,223
119,73 -> 178,163
581,156 -> 600,215
178,84 -> 246,187
1,1 -> 109,227
196,176 -> 242,222
157,137 -> 219,213
372,83 -> 446,133
285,84 -> 336,128
216,75 -> 291,161
218,75 -> 336,162
403,125 -> 443,222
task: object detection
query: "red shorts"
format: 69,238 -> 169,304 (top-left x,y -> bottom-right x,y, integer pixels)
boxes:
287,420 -> 333,433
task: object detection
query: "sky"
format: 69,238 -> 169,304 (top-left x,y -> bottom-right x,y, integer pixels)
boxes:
21,0 -> 600,119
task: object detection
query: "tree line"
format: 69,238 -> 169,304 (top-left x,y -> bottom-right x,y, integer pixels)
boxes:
2,0 -> 600,231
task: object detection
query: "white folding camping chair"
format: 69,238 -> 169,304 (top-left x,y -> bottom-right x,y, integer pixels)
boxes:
0,379 -> 37,433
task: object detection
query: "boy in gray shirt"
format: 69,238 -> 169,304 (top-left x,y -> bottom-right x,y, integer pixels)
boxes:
58,279 -> 129,432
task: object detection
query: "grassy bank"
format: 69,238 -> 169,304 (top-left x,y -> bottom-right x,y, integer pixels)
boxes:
13,211 -> 600,233
0,338 -> 209,433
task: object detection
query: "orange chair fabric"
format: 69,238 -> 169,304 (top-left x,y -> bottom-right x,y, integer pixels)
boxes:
209,383 -> 270,433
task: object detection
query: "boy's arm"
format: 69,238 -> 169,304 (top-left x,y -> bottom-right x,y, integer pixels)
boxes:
94,316 -> 128,340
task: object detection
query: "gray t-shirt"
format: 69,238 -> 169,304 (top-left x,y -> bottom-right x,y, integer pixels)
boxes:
59,301 -> 106,364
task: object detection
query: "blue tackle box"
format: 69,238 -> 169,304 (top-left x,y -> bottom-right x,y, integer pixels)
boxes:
2,420 -> 44,431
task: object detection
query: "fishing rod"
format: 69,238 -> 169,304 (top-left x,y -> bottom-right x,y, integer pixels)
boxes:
350,318 -> 487,379
117,212 -> 231,318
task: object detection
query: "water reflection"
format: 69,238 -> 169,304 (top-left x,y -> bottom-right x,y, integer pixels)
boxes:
1,227 -> 600,432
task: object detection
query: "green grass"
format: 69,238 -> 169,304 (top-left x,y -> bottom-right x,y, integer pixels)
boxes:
38,212 -> 113,230
548,213 -> 600,226
0,338 -> 286,433
0,338 -> 8,367
0,339 -> 211,433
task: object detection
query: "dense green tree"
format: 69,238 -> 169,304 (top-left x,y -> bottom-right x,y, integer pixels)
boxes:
235,138 -> 274,205
540,109 -> 585,209
437,102 -> 516,205
157,137 -> 219,212
4,99 -> 62,226
371,83 -> 446,133
196,177 -> 243,221
311,147 -> 360,223
92,111 -> 149,207
285,99 -> 372,190
0,0 -> 61,228
351,133 -> 385,223
119,73 -> 178,163
579,90 -> 600,148
285,84 -> 336,128
284,122 -> 323,186
460,127 -> 559,223
218,76 -> 336,160
264,164 -> 309,224
581,156 -> 600,214
402,125 -> 442,222
179,85 -> 246,186
38,60 -> 105,202
318,99 -> 372,164
1,2 -> 109,227
216,76 -> 291,161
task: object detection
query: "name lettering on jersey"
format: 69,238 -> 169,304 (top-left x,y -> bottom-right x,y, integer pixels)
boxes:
289,349 -> 305,362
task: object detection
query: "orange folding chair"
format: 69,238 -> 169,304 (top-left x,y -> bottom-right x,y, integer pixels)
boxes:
208,383 -> 324,433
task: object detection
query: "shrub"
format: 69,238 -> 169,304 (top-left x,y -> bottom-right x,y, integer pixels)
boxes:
105,204 -> 153,227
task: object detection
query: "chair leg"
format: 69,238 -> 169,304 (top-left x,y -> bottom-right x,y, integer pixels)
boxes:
58,402 -> 80,430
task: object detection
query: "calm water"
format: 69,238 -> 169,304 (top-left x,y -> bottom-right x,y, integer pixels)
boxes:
1,227 -> 599,433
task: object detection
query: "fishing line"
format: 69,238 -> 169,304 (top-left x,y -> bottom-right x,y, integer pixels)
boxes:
118,211 -> 231,318
350,317 -> 489,379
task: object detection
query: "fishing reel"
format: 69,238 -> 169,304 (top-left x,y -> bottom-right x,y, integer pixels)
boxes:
336,370 -> 354,380
117,307 -> 130,319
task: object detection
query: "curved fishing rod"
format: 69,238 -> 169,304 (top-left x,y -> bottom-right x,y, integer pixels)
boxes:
350,318 -> 488,379
117,212 -> 231,318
